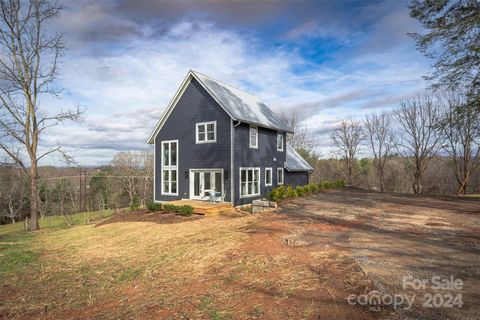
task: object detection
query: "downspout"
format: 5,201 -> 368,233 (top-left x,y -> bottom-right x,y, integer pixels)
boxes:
231,121 -> 241,206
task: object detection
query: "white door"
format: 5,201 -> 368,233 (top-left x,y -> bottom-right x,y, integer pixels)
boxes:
190,170 -> 223,200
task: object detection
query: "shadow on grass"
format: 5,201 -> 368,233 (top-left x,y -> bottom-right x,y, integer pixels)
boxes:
95,211 -> 203,227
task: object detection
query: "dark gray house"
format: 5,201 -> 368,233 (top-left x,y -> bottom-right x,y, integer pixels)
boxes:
147,70 -> 313,206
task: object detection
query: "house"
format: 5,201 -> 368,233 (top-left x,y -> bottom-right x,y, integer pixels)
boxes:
147,70 -> 313,206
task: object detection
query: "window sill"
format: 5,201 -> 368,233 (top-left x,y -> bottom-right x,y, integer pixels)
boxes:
196,140 -> 217,144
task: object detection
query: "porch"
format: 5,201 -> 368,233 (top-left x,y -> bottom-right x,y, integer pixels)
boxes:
169,200 -> 234,215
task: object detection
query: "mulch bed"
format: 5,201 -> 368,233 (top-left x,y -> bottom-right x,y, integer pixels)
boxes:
95,209 -> 203,227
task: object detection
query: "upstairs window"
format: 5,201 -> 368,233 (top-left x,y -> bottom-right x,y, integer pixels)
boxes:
249,125 -> 258,149
277,132 -> 284,151
196,121 -> 216,143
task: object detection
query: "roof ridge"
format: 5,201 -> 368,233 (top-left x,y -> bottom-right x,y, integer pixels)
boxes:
190,69 -> 262,100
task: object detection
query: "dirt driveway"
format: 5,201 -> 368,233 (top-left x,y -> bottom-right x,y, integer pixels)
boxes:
274,187 -> 480,320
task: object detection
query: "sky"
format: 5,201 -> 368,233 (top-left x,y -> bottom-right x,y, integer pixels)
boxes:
34,0 -> 430,166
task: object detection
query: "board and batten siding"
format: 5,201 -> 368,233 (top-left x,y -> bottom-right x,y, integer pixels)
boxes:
285,171 -> 309,187
154,78 -> 232,202
234,123 -> 287,206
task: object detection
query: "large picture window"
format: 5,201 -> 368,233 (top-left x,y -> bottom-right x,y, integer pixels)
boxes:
240,168 -> 260,198
277,132 -> 284,151
161,140 -> 178,195
277,167 -> 284,185
196,121 -> 216,143
249,125 -> 258,149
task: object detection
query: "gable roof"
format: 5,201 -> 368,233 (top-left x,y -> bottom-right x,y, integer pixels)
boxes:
285,144 -> 314,173
147,70 -> 292,144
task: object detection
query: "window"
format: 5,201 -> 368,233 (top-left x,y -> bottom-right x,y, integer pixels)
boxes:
240,168 -> 260,198
277,132 -> 284,151
161,140 -> 178,195
277,168 -> 284,185
196,121 -> 216,143
249,125 -> 258,148
265,167 -> 272,186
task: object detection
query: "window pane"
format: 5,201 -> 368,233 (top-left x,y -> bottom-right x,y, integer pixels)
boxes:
215,172 -> 222,192
248,170 -> 253,182
163,170 -> 169,193
248,182 -> 252,194
198,125 -> 205,133
254,181 -> 259,194
254,169 -> 259,182
241,182 -> 246,196
171,181 -> 177,194
204,172 -> 211,189
170,142 -> 177,166
266,170 -> 271,184
199,133 -> 205,141
207,132 -> 215,141
194,172 -> 200,196
241,170 -> 246,183
163,143 -> 169,166
207,123 -> 214,132
171,169 -> 177,182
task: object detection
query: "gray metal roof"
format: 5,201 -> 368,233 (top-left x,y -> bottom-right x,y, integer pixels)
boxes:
285,144 -> 314,172
192,71 -> 293,133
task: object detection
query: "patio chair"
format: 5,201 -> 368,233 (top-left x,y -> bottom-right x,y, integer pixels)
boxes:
217,190 -> 226,203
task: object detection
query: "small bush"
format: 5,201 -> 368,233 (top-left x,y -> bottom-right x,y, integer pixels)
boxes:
307,183 -> 319,193
268,185 -> 288,202
129,194 -> 141,211
163,204 -> 177,213
335,180 -> 346,187
146,201 -> 162,212
286,186 -> 298,198
177,205 -> 194,216
295,185 -> 305,196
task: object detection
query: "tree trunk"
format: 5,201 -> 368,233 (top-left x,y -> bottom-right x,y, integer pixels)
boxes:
29,164 -> 40,231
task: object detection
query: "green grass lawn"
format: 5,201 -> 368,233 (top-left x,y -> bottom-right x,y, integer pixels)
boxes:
0,210 -> 114,277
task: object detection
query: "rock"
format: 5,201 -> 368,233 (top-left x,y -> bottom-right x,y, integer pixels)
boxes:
252,199 -> 270,207
252,205 -> 265,213
269,201 -> 278,208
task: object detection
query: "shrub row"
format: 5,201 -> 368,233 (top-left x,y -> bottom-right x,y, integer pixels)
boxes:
267,180 -> 345,202
146,202 -> 194,216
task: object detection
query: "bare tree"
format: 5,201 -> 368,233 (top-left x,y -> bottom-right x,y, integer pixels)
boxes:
111,151 -> 142,206
439,93 -> 480,194
0,167 -> 24,223
140,149 -> 153,206
0,0 -> 81,230
330,120 -> 364,185
364,112 -> 396,192
394,95 -> 443,194
278,112 -> 318,151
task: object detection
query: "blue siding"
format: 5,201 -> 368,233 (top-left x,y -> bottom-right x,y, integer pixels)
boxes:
234,123 -> 286,205
155,78 -> 232,202
285,171 -> 309,187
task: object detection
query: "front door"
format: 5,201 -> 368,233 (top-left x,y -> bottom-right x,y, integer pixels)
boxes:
190,169 -> 223,200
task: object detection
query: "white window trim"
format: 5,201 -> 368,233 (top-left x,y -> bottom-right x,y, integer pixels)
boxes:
277,167 -> 284,185
239,167 -> 261,198
161,140 -> 178,195
277,132 -> 284,152
196,121 -> 217,144
265,167 -> 272,186
249,125 -> 258,149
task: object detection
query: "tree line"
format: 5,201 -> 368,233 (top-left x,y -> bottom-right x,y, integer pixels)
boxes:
327,92 -> 479,195
0,151 -> 153,225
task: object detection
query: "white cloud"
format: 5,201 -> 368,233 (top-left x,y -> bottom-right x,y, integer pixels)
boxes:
34,17 -> 428,166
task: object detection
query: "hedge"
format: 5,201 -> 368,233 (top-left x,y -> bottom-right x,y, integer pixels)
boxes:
267,180 -> 345,202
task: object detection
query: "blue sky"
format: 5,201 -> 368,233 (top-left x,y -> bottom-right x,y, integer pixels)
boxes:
37,0 -> 430,166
